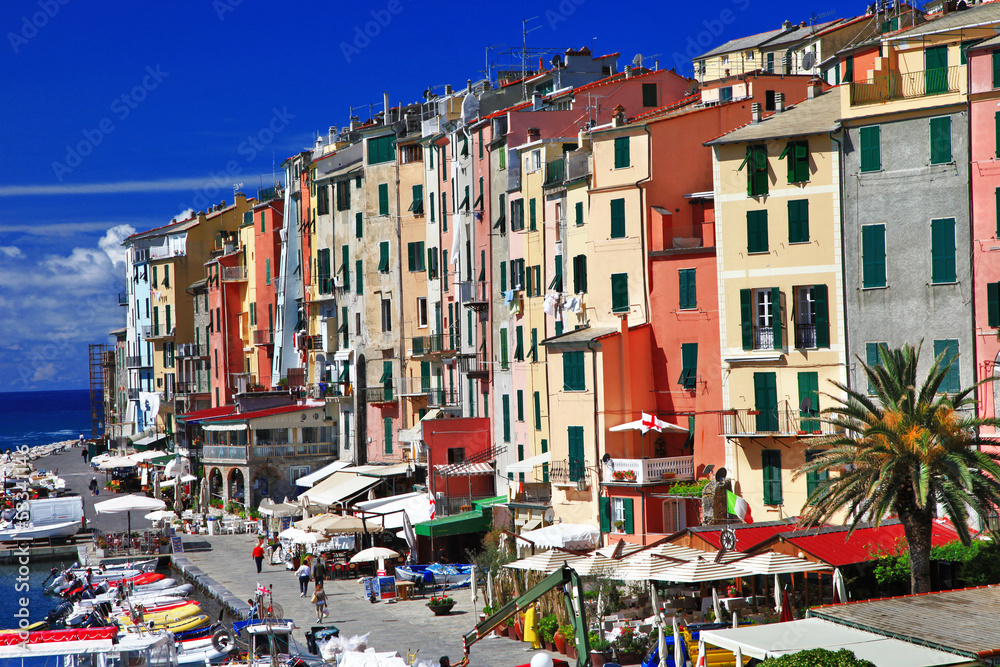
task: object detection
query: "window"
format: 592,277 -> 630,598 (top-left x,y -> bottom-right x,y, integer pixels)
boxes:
934,339 -> 960,393
788,199 -> 809,244
529,328 -> 538,362
355,260 -> 363,295
924,45 -> 948,95
642,83 -> 657,107
798,371 -> 820,432
429,194 -> 436,223
575,201 -> 584,226
427,247 -> 438,279
573,255 -> 588,293
495,193 -> 507,234
265,258 -> 271,286
380,297 -> 392,332
611,273 -> 629,313
859,126 -> 881,173
719,86 -> 733,102
511,259 -> 525,290
765,89 -> 776,111
514,325 -> 523,361
380,361 -> 393,400
679,343 -> 698,390
447,447 -> 465,464
678,268 -> 696,310
781,140 -> 809,183
407,242 -> 426,272
408,184 -> 424,214
531,150 -> 541,171
337,180 -> 351,210
549,256 -> 563,292
533,391 -> 542,430
529,198 -> 537,231
795,284 -> 829,348
378,183 -> 389,215
610,198 -> 626,238
866,341 -> 888,394
931,217 -> 956,284
762,448 -> 782,505
563,351 -> 586,391
442,250 -> 449,291
805,450 -> 829,499
500,260 -> 506,291
462,185 -> 470,211
747,210 -> 768,254
610,497 -> 634,534
989,282 -> 1000,328
861,224 -> 886,288
378,241 -> 390,273
843,55 -> 853,82
930,116 -> 952,165
384,417 -> 393,454
317,248 -> 331,294
740,287 -> 783,350
502,394 -> 511,441
417,297 -> 428,328
500,328 -> 509,369
260,211 -> 266,233
993,52 -> 1000,89
568,425 -> 586,483
516,390 -> 524,422
614,137 -> 630,168
511,199 -> 525,231
316,183 -> 330,215
741,144 -> 768,196
368,135 -> 395,164
400,144 -> 422,164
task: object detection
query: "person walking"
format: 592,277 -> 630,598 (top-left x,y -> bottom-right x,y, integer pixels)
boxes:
297,558 -> 311,597
252,540 -> 265,574
312,556 -> 326,587
81,446 -> 88,464
312,580 -> 328,621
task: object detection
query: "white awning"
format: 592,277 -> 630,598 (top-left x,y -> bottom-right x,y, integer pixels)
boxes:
399,408 -> 442,443
202,422 -> 247,431
701,618 -> 965,667
434,461 -> 494,476
345,463 -> 411,477
301,471 -> 380,507
131,434 -> 168,447
506,451 -> 551,474
353,491 -> 433,530
159,474 -> 197,488
295,460 -> 351,488
334,349 -> 354,361
517,523 -> 600,550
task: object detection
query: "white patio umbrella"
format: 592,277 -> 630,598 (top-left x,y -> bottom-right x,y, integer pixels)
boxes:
609,413 -> 689,435
94,494 -> 166,535
595,539 -> 644,558
613,551 -> 682,581
486,570 -> 494,607
506,550 -> 585,573
696,639 -> 706,667
774,574 -> 782,613
350,546 -> 399,573
144,510 -> 177,522
712,587 -> 722,623
732,552 -> 831,575
735,646 -> 743,665
832,567 -> 847,604
657,617 -> 667,667
98,457 -> 138,470
647,543 -> 708,562
672,615 -> 683,667
569,553 -> 618,577
732,610 -> 738,629
470,564 -> 478,611
656,557 -> 749,583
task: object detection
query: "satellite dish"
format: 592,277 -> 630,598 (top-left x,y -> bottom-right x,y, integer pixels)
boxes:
601,453 -> 611,464
799,397 -> 813,414
686,80 -> 700,96
551,54 -> 563,68
461,93 -> 480,125
715,467 -> 728,482
801,52 -> 816,70
543,508 -> 555,524
423,88 -> 432,100
633,53 -> 643,68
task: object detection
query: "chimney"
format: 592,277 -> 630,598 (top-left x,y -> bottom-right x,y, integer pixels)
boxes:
444,84 -> 452,95
383,92 -> 390,123
800,20 -> 808,27
350,116 -> 359,131
577,129 -> 591,151
751,102 -> 762,123
654,59 -> 660,70
775,92 -> 785,113
531,91 -> 543,111
527,127 -> 540,142
467,79 -> 472,93
624,65 -> 632,78
782,20 -> 792,29
484,80 -> 492,91
808,79 -> 823,99
612,104 -> 626,127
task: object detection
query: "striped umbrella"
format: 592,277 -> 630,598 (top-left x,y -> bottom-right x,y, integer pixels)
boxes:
655,557 -> 750,583
612,552 -> 678,581
569,553 -> 618,577
731,552 -> 831,575
595,540 -> 644,558
505,550 -> 585,573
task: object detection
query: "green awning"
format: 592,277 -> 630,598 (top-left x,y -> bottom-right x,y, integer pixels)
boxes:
473,495 -> 507,509
414,508 -> 490,538
150,455 -> 174,466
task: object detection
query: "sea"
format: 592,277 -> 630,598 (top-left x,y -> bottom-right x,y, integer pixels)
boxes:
0,389 -> 92,628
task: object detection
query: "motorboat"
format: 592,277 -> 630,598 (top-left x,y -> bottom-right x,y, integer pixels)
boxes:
395,563 -> 472,586
0,496 -> 84,542
0,627 -> 178,667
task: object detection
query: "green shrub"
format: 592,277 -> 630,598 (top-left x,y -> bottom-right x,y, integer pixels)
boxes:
760,648 -> 876,666
559,624 -> 575,644
539,614 -> 559,643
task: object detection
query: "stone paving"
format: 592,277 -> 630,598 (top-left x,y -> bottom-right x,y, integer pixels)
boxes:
176,533 -> 567,667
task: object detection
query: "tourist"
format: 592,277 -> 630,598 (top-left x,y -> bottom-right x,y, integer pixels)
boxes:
313,556 -> 326,586
438,657 -> 468,667
312,580 -> 328,621
252,539 -> 265,573
247,598 -> 258,619
297,558 -> 311,597
81,447 -> 88,464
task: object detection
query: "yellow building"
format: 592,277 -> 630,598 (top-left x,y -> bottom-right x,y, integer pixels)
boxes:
708,87 -> 847,521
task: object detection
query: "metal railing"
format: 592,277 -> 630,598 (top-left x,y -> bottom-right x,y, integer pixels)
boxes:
460,281 -> 489,304
605,456 -> 695,484
549,460 -> 587,484
220,266 -> 248,281
257,183 -> 283,202
543,156 -> 565,186
175,381 -> 207,395
458,353 -> 489,378
126,356 -> 147,368
426,386 -> 461,408
719,407 -> 837,436
364,385 -> 395,404
795,324 -> 816,349
850,65 -> 961,106
177,343 -> 208,358
202,445 -> 248,461
410,331 -> 456,356
753,326 -> 775,350
251,442 -> 337,458
253,329 -> 274,345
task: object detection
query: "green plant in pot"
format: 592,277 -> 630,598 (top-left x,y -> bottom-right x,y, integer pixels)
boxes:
539,614 -> 558,650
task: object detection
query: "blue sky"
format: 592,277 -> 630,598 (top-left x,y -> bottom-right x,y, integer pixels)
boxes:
0,0 -> 862,391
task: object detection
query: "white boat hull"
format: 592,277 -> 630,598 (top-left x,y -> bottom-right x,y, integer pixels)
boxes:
0,519 -> 80,542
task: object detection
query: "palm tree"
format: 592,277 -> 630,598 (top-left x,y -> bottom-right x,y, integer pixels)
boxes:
795,343 -> 1000,594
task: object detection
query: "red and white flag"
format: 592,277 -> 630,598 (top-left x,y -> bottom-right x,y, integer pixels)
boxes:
428,491 -> 436,520
256,583 -> 268,597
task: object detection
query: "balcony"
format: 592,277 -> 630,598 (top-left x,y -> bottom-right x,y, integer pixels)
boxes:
301,335 -> 324,351
795,324 -> 816,350
850,65 -> 960,107
118,292 -> 128,306
126,356 -> 148,368
202,445 -> 248,462
604,456 -> 695,485
146,326 -> 175,341
128,388 -> 140,400
177,343 -> 208,358
752,326 -> 774,350
458,353 -> 489,379
410,331 -> 456,358
253,329 -> 274,346
364,385 -> 396,406
549,461 -> 588,486
719,406 -> 839,437
461,281 -> 489,311
220,266 -> 248,282
543,156 -> 565,188
257,183 -> 283,203
426,386 -> 461,408
251,442 -> 338,458
175,381 -> 208,395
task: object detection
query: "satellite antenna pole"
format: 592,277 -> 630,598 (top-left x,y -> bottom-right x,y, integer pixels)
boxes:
521,17 -> 541,102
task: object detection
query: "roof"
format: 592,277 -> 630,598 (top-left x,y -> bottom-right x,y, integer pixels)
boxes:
176,404 -> 238,423
414,508 -> 490,538
294,460 -> 351,488
300,471 -> 381,507
811,586 -> 1000,660
126,216 -> 198,242
701,617 -> 965,666
108,327 -> 127,337
201,401 -> 324,424
892,0 -> 1000,39
706,86 -> 841,146
315,142 -> 362,178
187,278 -> 208,291
968,33 -> 1000,51
434,461 -> 495,477
755,518 -> 961,567
674,518 -> 800,552
696,26 -> 790,59
761,19 -> 846,49
540,325 -> 618,347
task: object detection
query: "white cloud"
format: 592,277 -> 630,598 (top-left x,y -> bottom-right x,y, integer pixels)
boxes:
31,363 -> 56,383
0,177 -> 222,197
0,220 -> 157,236
0,246 -> 23,258
98,224 -> 136,272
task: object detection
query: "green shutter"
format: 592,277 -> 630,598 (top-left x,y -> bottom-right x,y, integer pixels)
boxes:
622,498 -> 635,534
529,198 -> 537,231
925,45 -> 948,95
866,342 -> 886,394
573,255 -> 588,293
679,268 -> 696,310
934,339 -> 960,393
599,496 -> 611,533
930,116 -> 952,164
862,224 -> 886,288
931,218 -> 956,284
996,187 -> 1000,237
814,284 -> 830,348
341,246 -> 349,290
265,258 -> 271,285
502,395 -> 511,441
564,351 -> 585,391
788,200 -> 809,244
993,51 -> 1000,89
530,328 -> 538,362
153,306 -> 159,336
611,273 -> 629,312
407,242 -> 415,272
384,417 -> 393,454
575,201 -> 584,226
740,289 -> 753,350
500,261 -> 507,292
789,141 -> 809,183
356,260 -> 363,295
515,325 -> 523,361
378,241 -> 389,272
429,196 -> 435,223
762,449 -> 783,505
754,372 -> 778,432
443,250 -> 449,291
568,426 -> 585,481
860,126 -> 881,173
748,145 -> 768,196
500,328 -> 509,368
805,450 -> 829,500
610,198 -> 626,238
516,390 -> 524,422
989,282 -> 1000,328
614,136 -> 630,168
798,371 -> 820,432
378,183 -> 389,215
747,210 -> 768,253
679,343 -> 698,390
771,286 -> 782,349
533,391 -> 541,430
467,310 -> 473,346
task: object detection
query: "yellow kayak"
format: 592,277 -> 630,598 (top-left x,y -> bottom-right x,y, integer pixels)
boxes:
117,601 -> 201,627
121,610 -> 207,633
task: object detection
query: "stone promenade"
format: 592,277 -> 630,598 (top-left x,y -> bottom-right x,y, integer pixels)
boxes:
175,533 -> 565,667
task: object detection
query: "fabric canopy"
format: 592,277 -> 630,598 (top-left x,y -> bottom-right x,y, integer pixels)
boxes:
295,461 -> 351,488
300,471 -> 380,507
732,552 -> 832,575
94,494 -> 166,514
202,423 -> 247,431
296,513 -> 384,534
506,451 -> 551,474
434,461 -> 494,476
656,557 -> 750,583
414,509 -> 489,538
258,497 -> 303,518
353,491 -> 433,530
517,523 -> 600,550
159,475 -> 197,488
700,618 -> 964,666
506,550 -> 585,573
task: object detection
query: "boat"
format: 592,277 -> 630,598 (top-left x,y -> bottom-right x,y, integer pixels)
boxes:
395,563 -> 472,586
0,627 -> 177,667
116,601 -> 202,627
0,496 -> 83,542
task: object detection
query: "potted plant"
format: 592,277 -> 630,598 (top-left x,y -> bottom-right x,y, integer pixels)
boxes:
539,614 -> 558,652
427,595 -> 455,615
614,520 -> 625,532
589,634 -> 611,667
557,624 -> 575,656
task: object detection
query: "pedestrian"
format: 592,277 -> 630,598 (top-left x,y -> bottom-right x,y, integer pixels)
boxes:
252,539 -> 265,574
81,447 -> 88,464
312,556 -> 326,586
88,478 -> 98,496
297,558 -> 311,597
312,580 -> 328,621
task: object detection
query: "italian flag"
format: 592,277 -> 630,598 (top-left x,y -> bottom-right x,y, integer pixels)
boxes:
727,491 -> 753,524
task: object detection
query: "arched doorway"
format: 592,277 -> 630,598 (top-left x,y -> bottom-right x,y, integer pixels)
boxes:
228,468 -> 245,508
251,466 -> 282,509
209,468 -> 224,504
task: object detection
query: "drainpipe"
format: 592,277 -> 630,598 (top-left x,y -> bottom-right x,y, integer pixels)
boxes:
395,139 -> 406,464
586,339 -> 603,545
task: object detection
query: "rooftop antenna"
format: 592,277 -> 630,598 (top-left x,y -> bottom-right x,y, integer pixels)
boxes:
483,43 -> 506,84
809,10 -> 837,31
521,16 -> 541,102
